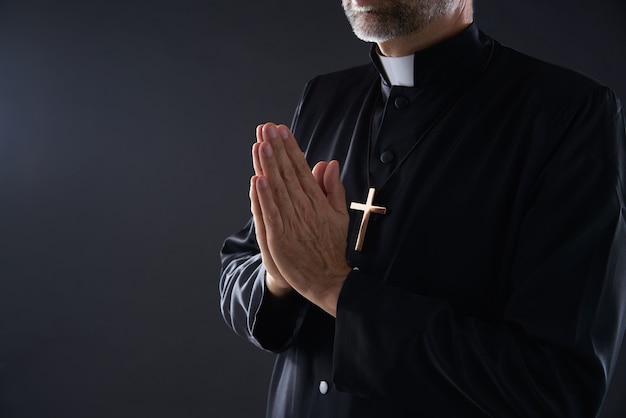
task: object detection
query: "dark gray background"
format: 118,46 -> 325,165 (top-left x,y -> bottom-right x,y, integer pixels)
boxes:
0,1 -> 624,417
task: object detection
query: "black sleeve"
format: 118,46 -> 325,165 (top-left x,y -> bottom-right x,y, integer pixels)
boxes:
218,80 -> 317,352
219,218 -> 309,352
332,86 -> 626,417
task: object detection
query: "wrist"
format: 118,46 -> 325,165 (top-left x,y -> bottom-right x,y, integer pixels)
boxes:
318,265 -> 352,318
265,272 -> 293,300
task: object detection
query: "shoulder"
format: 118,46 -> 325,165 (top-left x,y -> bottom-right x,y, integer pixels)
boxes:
489,40 -> 618,109
491,41 -> 624,173
291,63 -> 378,134
301,63 -> 378,101
309,63 -> 378,87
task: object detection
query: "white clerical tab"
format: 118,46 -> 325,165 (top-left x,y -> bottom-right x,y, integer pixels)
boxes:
379,54 -> 415,87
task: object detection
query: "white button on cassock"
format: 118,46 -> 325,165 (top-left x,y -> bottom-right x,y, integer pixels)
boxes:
319,380 -> 329,395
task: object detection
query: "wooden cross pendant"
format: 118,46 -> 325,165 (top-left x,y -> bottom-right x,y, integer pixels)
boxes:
349,188 -> 387,251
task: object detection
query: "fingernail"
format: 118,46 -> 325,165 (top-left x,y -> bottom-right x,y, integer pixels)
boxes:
263,143 -> 273,157
278,126 -> 289,140
267,124 -> 278,139
258,177 -> 268,189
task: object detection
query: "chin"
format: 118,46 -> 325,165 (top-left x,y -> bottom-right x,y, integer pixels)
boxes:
352,26 -> 395,43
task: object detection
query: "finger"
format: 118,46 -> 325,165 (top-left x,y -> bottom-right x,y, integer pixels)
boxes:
260,123 -> 324,225
265,124 -> 326,212
252,142 -> 263,176
312,161 -> 329,194
250,176 -> 267,243
250,176 -> 281,277
259,124 -> 304,215
275,125 -> 324,196
256,124 -> 264,143
323,160 -> 348,214
257,137 -> 298,222
255,174 -> 286,238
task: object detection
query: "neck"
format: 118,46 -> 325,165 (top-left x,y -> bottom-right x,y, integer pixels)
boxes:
377,3 -> 473,57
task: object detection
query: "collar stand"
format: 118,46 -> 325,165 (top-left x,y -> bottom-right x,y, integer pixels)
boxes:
369,23 -> 491,89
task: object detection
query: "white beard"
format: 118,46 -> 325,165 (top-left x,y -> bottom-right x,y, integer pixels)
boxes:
342,0 -> 459,43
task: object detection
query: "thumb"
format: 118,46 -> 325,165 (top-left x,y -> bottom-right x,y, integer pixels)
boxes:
323,160 -> 347,213
312,161 -> 329,194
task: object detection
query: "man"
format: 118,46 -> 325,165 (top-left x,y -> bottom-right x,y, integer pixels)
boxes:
220,0 -> 626,416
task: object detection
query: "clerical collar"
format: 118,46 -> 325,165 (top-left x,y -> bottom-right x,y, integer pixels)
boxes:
369,23 -> 490,91
377,53 -> 415,87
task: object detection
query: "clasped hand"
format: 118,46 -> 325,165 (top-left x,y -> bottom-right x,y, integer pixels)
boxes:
249,123 -> 352,317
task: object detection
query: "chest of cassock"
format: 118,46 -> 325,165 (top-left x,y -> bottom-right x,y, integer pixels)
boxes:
294,62 -> 544,324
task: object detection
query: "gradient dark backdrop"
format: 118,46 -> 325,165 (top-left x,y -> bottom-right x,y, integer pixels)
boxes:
0,1 -> 624,417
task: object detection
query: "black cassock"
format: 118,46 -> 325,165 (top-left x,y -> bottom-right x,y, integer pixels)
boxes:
220,24 -> 626,417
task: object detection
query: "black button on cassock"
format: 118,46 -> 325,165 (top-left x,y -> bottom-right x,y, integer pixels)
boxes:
380,151 -> 395,164
394,96 -> 409,109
